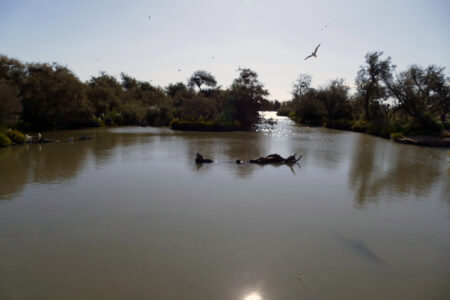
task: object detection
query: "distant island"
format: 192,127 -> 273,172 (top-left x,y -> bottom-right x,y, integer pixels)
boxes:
0,51 -> 448,147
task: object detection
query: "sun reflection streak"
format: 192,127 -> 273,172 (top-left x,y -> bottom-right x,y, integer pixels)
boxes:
243,291 -> 262,300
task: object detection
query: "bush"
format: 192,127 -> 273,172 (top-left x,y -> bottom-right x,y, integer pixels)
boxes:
325,118 -> 353,130
351,119 -> 370,132
103,110 -> 123,126
6,129 -> 25,144
277,106 -> 291,117
0,133 -> 12,147
404,115 -> 442,135
390,132 -> 404,140
146,106 -> 173,126
170,119 -> 240,131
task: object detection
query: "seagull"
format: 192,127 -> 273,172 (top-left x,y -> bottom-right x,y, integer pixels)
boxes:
148,16 -> 151,20
304,44 -> 321,60
211,56 -> 215,59
177,69 -> 182,72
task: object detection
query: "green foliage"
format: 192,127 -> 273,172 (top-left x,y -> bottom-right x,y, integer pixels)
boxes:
0,80 -> 22,126
146,105 -> 173,126
230,68 -> 268,128
170,119 -> 240,131
325,119 -> 353,130
6,129 -> 25,144
104,110 -> 123,126
21,63 -> 93,129
390,132 -> 404,140
0,132 -> 12,147
276,105 -> 291,116
292,90 -> 325,126
351,119 -> 370,132
188,70 -> 217,92
403,114 -> 442,135
166,82 -> 188,98
355,51 -> 391,121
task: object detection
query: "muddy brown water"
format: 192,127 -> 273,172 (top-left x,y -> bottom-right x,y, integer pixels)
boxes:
0,112 -> 449,299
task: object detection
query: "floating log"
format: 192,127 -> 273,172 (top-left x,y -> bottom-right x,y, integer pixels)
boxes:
249,153 -> 302,164
195,153 -> 213,164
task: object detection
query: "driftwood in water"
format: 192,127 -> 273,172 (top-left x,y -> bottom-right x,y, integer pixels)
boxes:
249,153 -> 302,164
195,153 -> 213,164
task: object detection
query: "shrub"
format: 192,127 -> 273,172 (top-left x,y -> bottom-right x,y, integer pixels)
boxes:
404,115 -> 442,135
325,118 -> 353,130
390,132 -> 404,140
6,129 -> 26,144
351,119 -> 370,132
0,133 -> 12,147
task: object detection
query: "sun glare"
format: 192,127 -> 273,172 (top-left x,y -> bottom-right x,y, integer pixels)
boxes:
243,292 -> 262,300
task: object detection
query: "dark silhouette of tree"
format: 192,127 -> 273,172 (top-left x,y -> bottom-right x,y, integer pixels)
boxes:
230,68 -> 268,128
21,63 -> 93,129
87,72 -> 122,115
355,52 -> 392,121
0,80 -> 22,126
187,70 -> 217,92
317,79 -> 353,121
382,64 -> 447,131
292,74 -> 312,100
166,82 -> 188,98
120,73 -> 139,91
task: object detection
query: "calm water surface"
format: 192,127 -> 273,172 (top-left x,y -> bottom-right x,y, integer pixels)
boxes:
0,112 -> 449,299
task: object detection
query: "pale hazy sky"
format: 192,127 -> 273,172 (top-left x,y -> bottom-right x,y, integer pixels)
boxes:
1,0 -> 449,100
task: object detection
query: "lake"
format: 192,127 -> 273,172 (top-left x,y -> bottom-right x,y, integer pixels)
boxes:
0,112 -> 449,299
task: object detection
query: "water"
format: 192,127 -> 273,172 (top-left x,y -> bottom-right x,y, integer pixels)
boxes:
0,112 -> 449,299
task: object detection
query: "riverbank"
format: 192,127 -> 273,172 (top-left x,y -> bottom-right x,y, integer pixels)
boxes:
393,133 -> 450,148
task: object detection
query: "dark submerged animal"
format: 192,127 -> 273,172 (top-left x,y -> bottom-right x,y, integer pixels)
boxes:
195,153 -> 213,164
335,232 -> 383,264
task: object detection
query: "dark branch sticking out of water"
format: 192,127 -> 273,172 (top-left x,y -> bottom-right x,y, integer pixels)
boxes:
195,153 -> 302,165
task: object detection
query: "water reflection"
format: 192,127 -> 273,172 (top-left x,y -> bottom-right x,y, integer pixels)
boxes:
0,115 -> 447,205
348,133 -> 443,207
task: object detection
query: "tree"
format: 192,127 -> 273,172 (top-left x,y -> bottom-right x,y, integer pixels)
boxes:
230,68 -> 268,128
120,73 -> 138,91
292,74 -> 312,100
0,55 -> 25,87
382,64 -> 447,130
0,80 -> 22,126
317,79 -> 352,121
166,82 -> 188,98
21,63 -> 93,129
355,51 -> 392,121
87,72 -> 122,115
187,70 -> 217,92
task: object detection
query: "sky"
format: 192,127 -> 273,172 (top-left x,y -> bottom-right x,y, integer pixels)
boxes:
0,0 -> 449,100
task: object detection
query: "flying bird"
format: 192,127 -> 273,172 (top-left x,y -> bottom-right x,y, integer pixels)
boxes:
321,23 -> 330,30
304,44 -> 321,61
177,69 -> 182,72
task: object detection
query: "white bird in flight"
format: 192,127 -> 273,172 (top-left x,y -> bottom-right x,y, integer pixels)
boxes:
304,44 -> 321,60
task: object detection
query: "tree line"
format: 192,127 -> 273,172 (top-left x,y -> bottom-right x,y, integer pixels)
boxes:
278,51 -> 449,137
0,55 -> 277,134
1,51 -> 448,141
